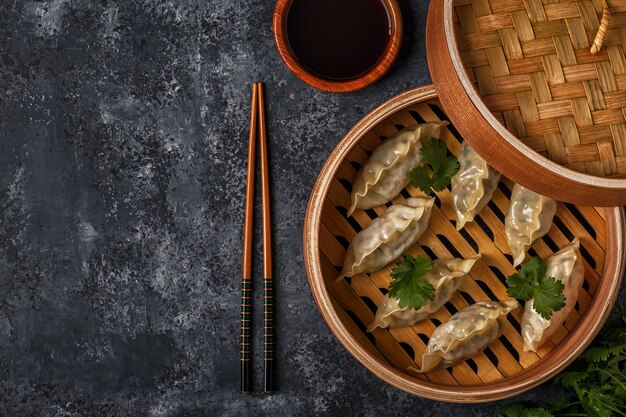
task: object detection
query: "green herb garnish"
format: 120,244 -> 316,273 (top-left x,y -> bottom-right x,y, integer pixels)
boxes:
506,256 -> 566,320
409,137 -> 459,196
388,254 -> 434,310
495,404 -> 556,417
494,308 -> 626,417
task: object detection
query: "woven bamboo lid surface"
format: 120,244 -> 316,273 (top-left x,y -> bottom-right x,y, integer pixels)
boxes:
304,85 -> 625,402
426,0 -> 626,206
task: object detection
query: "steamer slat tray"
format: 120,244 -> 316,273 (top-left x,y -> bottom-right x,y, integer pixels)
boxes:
303,85 -> 625,402
426,0 -> 626,206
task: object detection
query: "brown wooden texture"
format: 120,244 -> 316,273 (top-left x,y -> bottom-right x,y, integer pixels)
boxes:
257,82 -> 275,392
272,0 -> 403,93
241,83 -> 259,393
258,84 -> 272,280
426,0 -> 626,206
242,84 -> 259,280
303,85 -> 625,402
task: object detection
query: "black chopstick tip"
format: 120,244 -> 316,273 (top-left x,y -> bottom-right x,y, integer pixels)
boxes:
240,362 -> 251,393
264,359 -> 274,394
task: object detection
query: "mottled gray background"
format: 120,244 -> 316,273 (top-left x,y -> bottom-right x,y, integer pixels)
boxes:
0,0 -> 623,416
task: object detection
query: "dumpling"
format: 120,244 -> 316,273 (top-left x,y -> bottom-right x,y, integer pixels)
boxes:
505,184 -> 557,267
521,239 -> 584,352
348,122 -> 447,216
451,143 -> 501,230
367,256 -> 480,331
337,197 -> 434,281
418,300 -> 518,373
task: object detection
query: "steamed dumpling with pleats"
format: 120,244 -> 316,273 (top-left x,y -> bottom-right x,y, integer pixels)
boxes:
348,122 -> 447,216
451,143 -> 501,230
505,185 -> 557,267
367,256 -> 480,331
521,239 -> 584,352
337,197 -> 434,281
418,300 -> 518,373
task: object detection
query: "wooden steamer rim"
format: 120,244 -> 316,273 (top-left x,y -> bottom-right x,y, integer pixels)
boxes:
303,85 -> 625,402
426,0 -> 626,206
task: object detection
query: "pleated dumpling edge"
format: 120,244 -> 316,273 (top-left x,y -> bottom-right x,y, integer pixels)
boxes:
416,299 -> 519,373
505,185 -> 557,267
348,122 -> 448,217
367,255 -> 481,332
451,143 -> 501,231
521,238 -> 584,352
337,197 -> 435,282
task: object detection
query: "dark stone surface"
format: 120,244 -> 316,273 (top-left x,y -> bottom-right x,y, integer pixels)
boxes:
0,0 -> 623,416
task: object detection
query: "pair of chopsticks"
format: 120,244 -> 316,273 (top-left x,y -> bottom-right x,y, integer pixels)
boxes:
241,82 -> 274,394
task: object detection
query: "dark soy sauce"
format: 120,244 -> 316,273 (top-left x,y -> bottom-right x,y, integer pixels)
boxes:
286,0 -> 392,80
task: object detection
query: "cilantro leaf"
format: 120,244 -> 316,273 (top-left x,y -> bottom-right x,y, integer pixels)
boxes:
420,137 -> 448,172
409,138 -> 459,196
518,257 -> 546,284
431,156 -> 460,191
493,307 -> 626,417
506,271 -> 535,301
388,255 -> 434,310
506,256 -> 546,301
496,405 -> 555,417
585,345 -> 626,363
498,403 -> 525,417
506,257 -> 564,320
532,277 -> 566,320
557,370 -> 588,388
520,408 -> 553,417
409,166 -> 435,196
390,254 -> 430,280
506,257 -> 545,300
583,387 -> 618,417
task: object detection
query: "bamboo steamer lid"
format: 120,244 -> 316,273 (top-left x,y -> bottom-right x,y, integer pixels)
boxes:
426,0 -> 626,206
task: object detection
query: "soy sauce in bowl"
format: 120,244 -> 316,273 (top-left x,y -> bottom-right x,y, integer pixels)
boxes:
286,0 -> 392,81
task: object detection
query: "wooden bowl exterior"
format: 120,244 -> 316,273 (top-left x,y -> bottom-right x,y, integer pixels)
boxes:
303,84 -> 625,402
272,0 -> 403,93
426,0 -> 626,206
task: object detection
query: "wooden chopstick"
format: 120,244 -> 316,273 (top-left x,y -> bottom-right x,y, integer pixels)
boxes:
240,83 -> 259,393
241,82 -> 275,394
257,83 -> 274,394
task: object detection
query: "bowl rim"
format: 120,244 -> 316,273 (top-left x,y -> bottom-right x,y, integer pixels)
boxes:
303,84 -> 626,402
272,0 -> 403,93
425,0 -> 626,206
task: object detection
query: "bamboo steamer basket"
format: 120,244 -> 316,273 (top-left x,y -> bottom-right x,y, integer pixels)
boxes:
303,85 -> 625,402
426,0 -> 626,206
